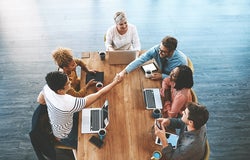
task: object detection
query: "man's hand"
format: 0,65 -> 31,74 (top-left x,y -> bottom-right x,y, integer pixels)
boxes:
151,73 -> 162,80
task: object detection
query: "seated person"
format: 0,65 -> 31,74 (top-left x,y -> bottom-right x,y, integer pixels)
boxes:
119,36 -> 187,80
37,71 -> 122,148
160,65 -> 193,118
154,102 -> 209,160
52,47 -> 96,97
105,11 -> 141,51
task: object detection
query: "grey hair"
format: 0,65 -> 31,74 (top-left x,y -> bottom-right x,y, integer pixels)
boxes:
114,11 -> 127,24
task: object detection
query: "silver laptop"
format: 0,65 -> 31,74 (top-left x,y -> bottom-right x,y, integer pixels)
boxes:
108,50 -> 137,65
143,88 -> 163,109
81,100 -> 109,133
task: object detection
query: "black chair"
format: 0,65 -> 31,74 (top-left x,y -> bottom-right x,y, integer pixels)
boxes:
29,104 -> 76,160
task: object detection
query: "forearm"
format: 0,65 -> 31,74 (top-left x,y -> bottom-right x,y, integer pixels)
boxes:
85,80 -> 118,106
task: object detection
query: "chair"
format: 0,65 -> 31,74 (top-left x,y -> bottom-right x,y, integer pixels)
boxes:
203,139 -> 210,160
187,57 -> 194,73
190,88 -> 198,103
29,104 -> 77,160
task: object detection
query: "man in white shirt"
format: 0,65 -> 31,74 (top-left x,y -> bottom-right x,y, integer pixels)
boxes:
37,71 -> 122,148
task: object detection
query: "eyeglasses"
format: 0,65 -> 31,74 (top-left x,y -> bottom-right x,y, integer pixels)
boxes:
159,48 -> 169,54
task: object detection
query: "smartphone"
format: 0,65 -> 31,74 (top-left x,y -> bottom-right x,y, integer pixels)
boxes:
89,135 -> 104,148
155,120 -> 162,130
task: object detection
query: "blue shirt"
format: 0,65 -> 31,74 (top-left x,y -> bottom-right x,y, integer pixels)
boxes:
125,44 -> 187,79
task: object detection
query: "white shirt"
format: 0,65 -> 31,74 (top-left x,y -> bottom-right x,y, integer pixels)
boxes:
42,85 -> 86,139
105,23 -> 141,51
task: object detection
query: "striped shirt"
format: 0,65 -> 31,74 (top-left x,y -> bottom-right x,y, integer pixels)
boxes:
42,85 -> 86,139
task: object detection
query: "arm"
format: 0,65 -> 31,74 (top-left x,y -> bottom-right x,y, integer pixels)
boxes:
37,91 -> 46,105
84,74 -> 122,107
67,79 -> 96,97
105,27 -> 115,51
168,94 -> 187,118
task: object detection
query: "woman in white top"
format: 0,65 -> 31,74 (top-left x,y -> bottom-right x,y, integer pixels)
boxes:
105,11 -> 141,51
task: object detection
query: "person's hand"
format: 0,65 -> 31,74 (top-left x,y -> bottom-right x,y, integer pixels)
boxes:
118,69 -> 127,79
85,79 -> 97,89
154,122 -> 166,140
160,88 -> 165,97
151,73 -> 162,80
113,73 -> 123,84
88,69 -> 97,74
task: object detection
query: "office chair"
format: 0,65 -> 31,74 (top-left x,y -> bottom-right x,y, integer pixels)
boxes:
187,57 -> 194,73
190,88 -> 198,103
30,104 -> 77,160
203,139 -> 210,160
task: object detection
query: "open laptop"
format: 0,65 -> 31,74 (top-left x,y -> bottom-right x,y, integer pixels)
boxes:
143,88 -> 163,109
108,50 -> 137,65
81,100 -> 109,133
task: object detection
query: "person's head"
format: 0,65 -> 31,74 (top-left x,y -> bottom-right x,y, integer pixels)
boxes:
159,36 -> 178,58
113,11 -> 128,34
52,47 -> 77,72
181,102 -> 209,130
170,65 -> 193,90
45,71 -> 71,94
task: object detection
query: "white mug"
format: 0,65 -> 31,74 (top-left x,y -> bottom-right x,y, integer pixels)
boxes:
145,70 -> 152,78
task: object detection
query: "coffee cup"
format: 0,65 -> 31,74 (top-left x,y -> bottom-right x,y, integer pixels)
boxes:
98,128 -> 106,141
98,51 -> 106,61
96,82 -> 103,91
145,70 -> 152,78
152,108 -> 161,119
151,151 -> 162,160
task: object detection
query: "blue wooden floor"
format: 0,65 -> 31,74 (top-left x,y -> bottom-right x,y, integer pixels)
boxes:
0,0 -> 250,159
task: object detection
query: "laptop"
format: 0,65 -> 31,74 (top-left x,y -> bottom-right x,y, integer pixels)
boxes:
108,50 -> 137,65
81,100 -> 109,133
143,88 -> 163,109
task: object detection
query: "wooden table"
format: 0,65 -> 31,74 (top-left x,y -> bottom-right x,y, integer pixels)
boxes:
78,52 -> 162,160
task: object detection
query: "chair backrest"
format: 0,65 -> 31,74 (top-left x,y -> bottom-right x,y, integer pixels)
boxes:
203,139 -> 210,160
187,57 -> 194,73
29,104 -> 56,160
190,88 -> 198,103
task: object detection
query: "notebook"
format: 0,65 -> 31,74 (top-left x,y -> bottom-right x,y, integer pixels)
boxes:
81,100 -> 109,133
108,50 -> 137,65
86,72 -> 104,84
143,88 -> 163,109
155,132 -> 179,148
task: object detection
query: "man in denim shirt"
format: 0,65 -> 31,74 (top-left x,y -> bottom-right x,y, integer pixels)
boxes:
154,102 -> 209,160
119,36 -> 187,80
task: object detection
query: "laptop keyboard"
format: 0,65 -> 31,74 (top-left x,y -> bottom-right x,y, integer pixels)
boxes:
145,90 -> 156,108
91,110 -> 100,131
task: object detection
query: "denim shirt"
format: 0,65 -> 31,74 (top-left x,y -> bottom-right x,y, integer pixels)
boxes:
162,118 -> 207,160
125,44 -> 187,79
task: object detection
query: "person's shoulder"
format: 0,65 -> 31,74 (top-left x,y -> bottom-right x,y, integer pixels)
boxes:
107,25 -> 116,32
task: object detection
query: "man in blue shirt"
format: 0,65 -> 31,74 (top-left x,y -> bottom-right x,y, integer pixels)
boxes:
119,36 -> 187,80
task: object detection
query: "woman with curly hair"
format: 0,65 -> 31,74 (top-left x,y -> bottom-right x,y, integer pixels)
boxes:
52,47 -> 96,97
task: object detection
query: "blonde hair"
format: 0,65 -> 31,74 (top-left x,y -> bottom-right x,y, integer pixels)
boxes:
52,47 -> 73,68
113,11 -> 127,24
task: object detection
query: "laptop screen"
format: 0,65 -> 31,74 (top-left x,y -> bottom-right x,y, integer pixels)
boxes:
101,100 -> 109,128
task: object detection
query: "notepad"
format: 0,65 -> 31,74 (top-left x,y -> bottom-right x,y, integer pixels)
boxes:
141,63 -> 158,72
